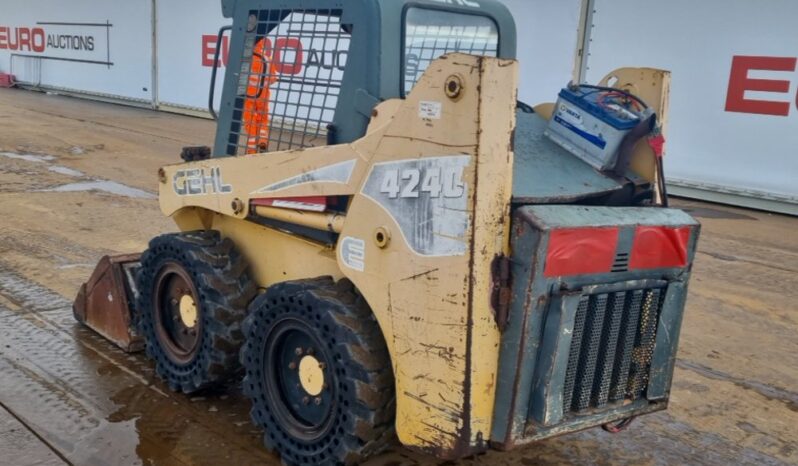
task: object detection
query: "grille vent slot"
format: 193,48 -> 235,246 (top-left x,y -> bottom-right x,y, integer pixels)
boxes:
562,287 -> 665,415
611,253 -> 629,273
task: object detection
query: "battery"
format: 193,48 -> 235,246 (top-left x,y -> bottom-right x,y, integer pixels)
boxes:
545,85 -> 641,171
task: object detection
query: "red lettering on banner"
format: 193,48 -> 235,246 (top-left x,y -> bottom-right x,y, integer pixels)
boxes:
274,38 -> 303,75
0,27 -> 8,49
201,34 -> 305,75
18,28 -> 31,51
31,27 -> 45,52
202,34 -> 229,67
7,26 -> 18,50
725,55 -> 796,116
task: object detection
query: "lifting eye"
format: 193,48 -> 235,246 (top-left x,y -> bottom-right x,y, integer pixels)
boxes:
374,227 -> 390,249
231,198 -> 245,215
445,75 -> 464,100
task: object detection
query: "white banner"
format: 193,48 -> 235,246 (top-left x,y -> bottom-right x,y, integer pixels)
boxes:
584,0 -> 798,207
501,0 -> 582,106
0,0 -> 152,101
155,0 -> 581,112
155,0 -> 229,111
0,0 -> 581,114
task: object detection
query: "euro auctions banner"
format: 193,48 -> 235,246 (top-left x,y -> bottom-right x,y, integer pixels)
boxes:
0,0 -> 152,102
0,0 -> 580,113
0,23 -> 108,63
585,0 -> 798,210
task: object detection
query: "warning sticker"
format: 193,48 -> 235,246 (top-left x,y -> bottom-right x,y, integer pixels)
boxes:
419,101 -> 442,120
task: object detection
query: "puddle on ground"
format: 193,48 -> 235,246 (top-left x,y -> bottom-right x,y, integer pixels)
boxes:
0,152 -> 55,163
2,150 -> 155,200
43,181 -> 156,199
48,165 -> 85,177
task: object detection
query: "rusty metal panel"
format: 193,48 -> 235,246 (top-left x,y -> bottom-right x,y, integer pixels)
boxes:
491,205 -> 700,449
512,111 -> 624,204
528,291 -> 582,426
647,280 -> 688,400
73,254 -> 143,353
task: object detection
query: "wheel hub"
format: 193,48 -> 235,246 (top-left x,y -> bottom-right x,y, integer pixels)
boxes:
298,355 -> 325,396
179,294 -> 198,328
153,262 -> 203,364
263,318 -> 337,439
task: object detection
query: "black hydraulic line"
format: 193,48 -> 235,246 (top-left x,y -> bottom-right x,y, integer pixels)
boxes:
613,113 -> 656,177
517,100 -> 535,113
657,157 -> 669,207
208,25 -> 232,120
577,83 -> 650,109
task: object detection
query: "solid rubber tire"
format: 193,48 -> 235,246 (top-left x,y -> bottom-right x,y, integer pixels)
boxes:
137,230 -> 256,393
240,277 -> 395,466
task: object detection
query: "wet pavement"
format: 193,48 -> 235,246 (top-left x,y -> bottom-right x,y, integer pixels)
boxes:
0,88 -> 796,465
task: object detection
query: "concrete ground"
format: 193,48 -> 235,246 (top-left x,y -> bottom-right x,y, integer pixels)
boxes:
0,88 -> 795,466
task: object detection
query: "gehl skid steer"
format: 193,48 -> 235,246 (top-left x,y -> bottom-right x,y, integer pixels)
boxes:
73,0 -> 700,464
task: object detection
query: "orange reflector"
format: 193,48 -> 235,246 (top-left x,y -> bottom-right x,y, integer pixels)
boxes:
629,226 -> 691,270
544,228 -> 620,277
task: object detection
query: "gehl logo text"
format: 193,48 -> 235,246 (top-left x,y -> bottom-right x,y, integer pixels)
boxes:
173,167 -> 232,196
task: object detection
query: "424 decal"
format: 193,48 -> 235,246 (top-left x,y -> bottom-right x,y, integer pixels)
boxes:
379,166 -> 465,199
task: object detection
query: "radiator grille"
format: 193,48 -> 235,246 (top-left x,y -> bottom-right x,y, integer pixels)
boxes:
562,287 -> 665,415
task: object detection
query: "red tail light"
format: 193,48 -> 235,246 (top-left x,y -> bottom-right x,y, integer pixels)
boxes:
629,226 -> 691,270
544,228 -> 619,277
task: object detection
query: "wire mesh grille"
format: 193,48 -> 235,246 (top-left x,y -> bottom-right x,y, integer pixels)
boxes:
403,8 -> 499,94
562,287 -> 666,416
226,9 -> 351,156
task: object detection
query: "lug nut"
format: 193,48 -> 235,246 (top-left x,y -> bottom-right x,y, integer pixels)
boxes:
288,362 -> 297,370
302,396 -> 310,405
306,348 -> 314,355
314,397 -> 322,405
295,347 -> 303,356
171,298 -> 178,306
318,362 -> 326,370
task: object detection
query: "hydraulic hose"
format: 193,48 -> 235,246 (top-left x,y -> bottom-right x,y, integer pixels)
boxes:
613,113 -> 656,177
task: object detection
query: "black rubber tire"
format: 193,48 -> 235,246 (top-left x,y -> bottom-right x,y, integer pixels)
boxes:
240,278 -> 395,466
137,230 -> 256,393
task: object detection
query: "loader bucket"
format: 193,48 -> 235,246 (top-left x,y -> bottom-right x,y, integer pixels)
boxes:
73,253 -> 143,352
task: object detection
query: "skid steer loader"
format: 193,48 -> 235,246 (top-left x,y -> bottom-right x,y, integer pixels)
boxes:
73,0 -> 700,464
